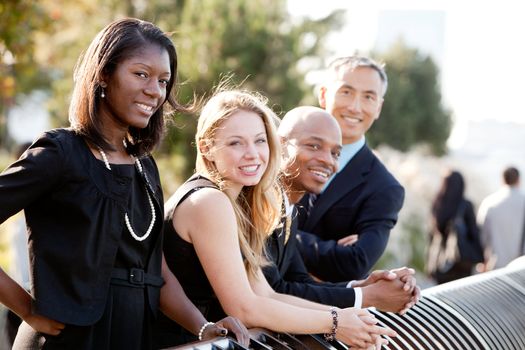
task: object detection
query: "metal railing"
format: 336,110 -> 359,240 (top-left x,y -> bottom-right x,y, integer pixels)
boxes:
170,259 -> 525,349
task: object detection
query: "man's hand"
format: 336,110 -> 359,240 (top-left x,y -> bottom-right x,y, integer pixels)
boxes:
358,267 -> 420,313
390,267 -> 420,314
351,270 -> 397,288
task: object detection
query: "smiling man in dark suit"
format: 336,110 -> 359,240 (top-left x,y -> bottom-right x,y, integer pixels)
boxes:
296,56 -> 405,282
261,106 -> 418,313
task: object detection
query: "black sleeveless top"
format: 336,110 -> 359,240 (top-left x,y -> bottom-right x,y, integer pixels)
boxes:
162,175 -> 226,321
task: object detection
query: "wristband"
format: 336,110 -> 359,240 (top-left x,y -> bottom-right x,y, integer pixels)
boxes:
198,321 -> 215,341
324,307 -> 338,342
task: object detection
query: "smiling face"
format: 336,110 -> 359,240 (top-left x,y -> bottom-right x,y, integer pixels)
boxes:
319,65 -> 384,145
280,109 -> 342,203
99,43 -> 171,131
206,110 -> 270,196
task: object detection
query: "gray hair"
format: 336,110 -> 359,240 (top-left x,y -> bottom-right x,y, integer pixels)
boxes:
326,56 -> 388,97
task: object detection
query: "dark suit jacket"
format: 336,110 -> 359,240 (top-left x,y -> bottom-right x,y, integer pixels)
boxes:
297,144 -> 405,282
262,208 -> 357,308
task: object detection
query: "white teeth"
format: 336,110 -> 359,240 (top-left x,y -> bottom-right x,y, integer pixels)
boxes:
240,165 -> 258,172
311,170 -> 329,178
137,103 -> 153,112
343,115 -> 361,124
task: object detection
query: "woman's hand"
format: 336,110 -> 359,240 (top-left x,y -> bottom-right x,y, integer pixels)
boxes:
24,312 -> 65,336
336,308 -> 397,349
201,316 -> 250,347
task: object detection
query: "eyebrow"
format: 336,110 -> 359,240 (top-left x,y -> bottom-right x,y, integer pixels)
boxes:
304,136 -> 341,148
131,62 -> 171,76
339,83 -> 378,97
307,136 -> 325,142
226,132 -> 267,139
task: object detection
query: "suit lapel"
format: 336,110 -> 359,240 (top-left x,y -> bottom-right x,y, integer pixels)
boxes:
304,145 -> 374,231
275,218 -> 286,267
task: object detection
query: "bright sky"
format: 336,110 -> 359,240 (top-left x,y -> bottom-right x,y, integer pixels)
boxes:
287,0 -> 525,130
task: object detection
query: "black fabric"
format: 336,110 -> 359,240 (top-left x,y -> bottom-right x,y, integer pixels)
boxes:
454,201 -> 484,264
111,268 -> 164,288
14,284 -> 154,350
162,175 -> 222,309
297,144 -> 405,282
11,161 -> 163,349
263,208 -> 357,308
153,175 -> 224,349
426,199 -> 483,283
0,128 -> 164,326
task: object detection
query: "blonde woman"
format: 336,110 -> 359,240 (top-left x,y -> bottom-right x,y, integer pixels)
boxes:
155,90 -> 397,349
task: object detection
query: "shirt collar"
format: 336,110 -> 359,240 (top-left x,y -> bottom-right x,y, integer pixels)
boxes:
321,136 -> 366,192
284,193 -> 294,216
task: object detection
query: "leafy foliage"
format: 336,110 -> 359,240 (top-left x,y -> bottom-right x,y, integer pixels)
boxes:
160,0 -> 344,177
369,39 -> 452,155
1,0 -> 343,178
0,0 -> 53,146
2,2 -> 451,181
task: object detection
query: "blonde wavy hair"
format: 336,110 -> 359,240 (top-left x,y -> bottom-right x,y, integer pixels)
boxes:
195,89 -> 282,278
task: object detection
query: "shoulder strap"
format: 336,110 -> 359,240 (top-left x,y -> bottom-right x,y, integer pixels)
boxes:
164,175 -> 218,219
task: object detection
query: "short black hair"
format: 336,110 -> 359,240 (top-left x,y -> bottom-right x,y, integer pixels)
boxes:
503,166 -> 520,186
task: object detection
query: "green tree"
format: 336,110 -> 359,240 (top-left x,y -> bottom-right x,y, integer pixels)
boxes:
2,0 -> 343,181
154,0 -> 344,177
0,0 -> 52,147
369,39 -> 452,155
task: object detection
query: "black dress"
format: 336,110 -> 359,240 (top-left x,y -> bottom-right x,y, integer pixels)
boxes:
153,176 -> 225,349
14,162 -> 162,350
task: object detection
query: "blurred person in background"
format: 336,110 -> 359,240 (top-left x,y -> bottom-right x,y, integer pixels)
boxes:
477,166 -> 525,270
427,170 -> 484,284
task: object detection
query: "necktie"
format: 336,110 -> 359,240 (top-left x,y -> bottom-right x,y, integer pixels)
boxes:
307,193 -> 317,216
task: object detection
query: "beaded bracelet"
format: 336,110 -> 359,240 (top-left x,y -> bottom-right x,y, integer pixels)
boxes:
198,321 -> 215,341
324,307 -> 338,342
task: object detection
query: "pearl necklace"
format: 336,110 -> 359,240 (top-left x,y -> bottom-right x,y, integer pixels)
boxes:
98,146 -> 156,242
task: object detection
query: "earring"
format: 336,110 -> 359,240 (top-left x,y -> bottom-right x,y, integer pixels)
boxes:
101,87 -> 106,98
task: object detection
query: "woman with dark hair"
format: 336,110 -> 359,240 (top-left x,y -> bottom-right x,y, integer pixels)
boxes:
0,18 -> 246,349
428,170 -> 483,284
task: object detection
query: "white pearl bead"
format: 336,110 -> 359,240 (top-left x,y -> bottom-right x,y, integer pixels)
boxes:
98,146 -> 155,242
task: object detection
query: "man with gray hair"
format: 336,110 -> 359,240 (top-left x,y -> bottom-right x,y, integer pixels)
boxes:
296,56 -> 405,282
477,166 -> 525,269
